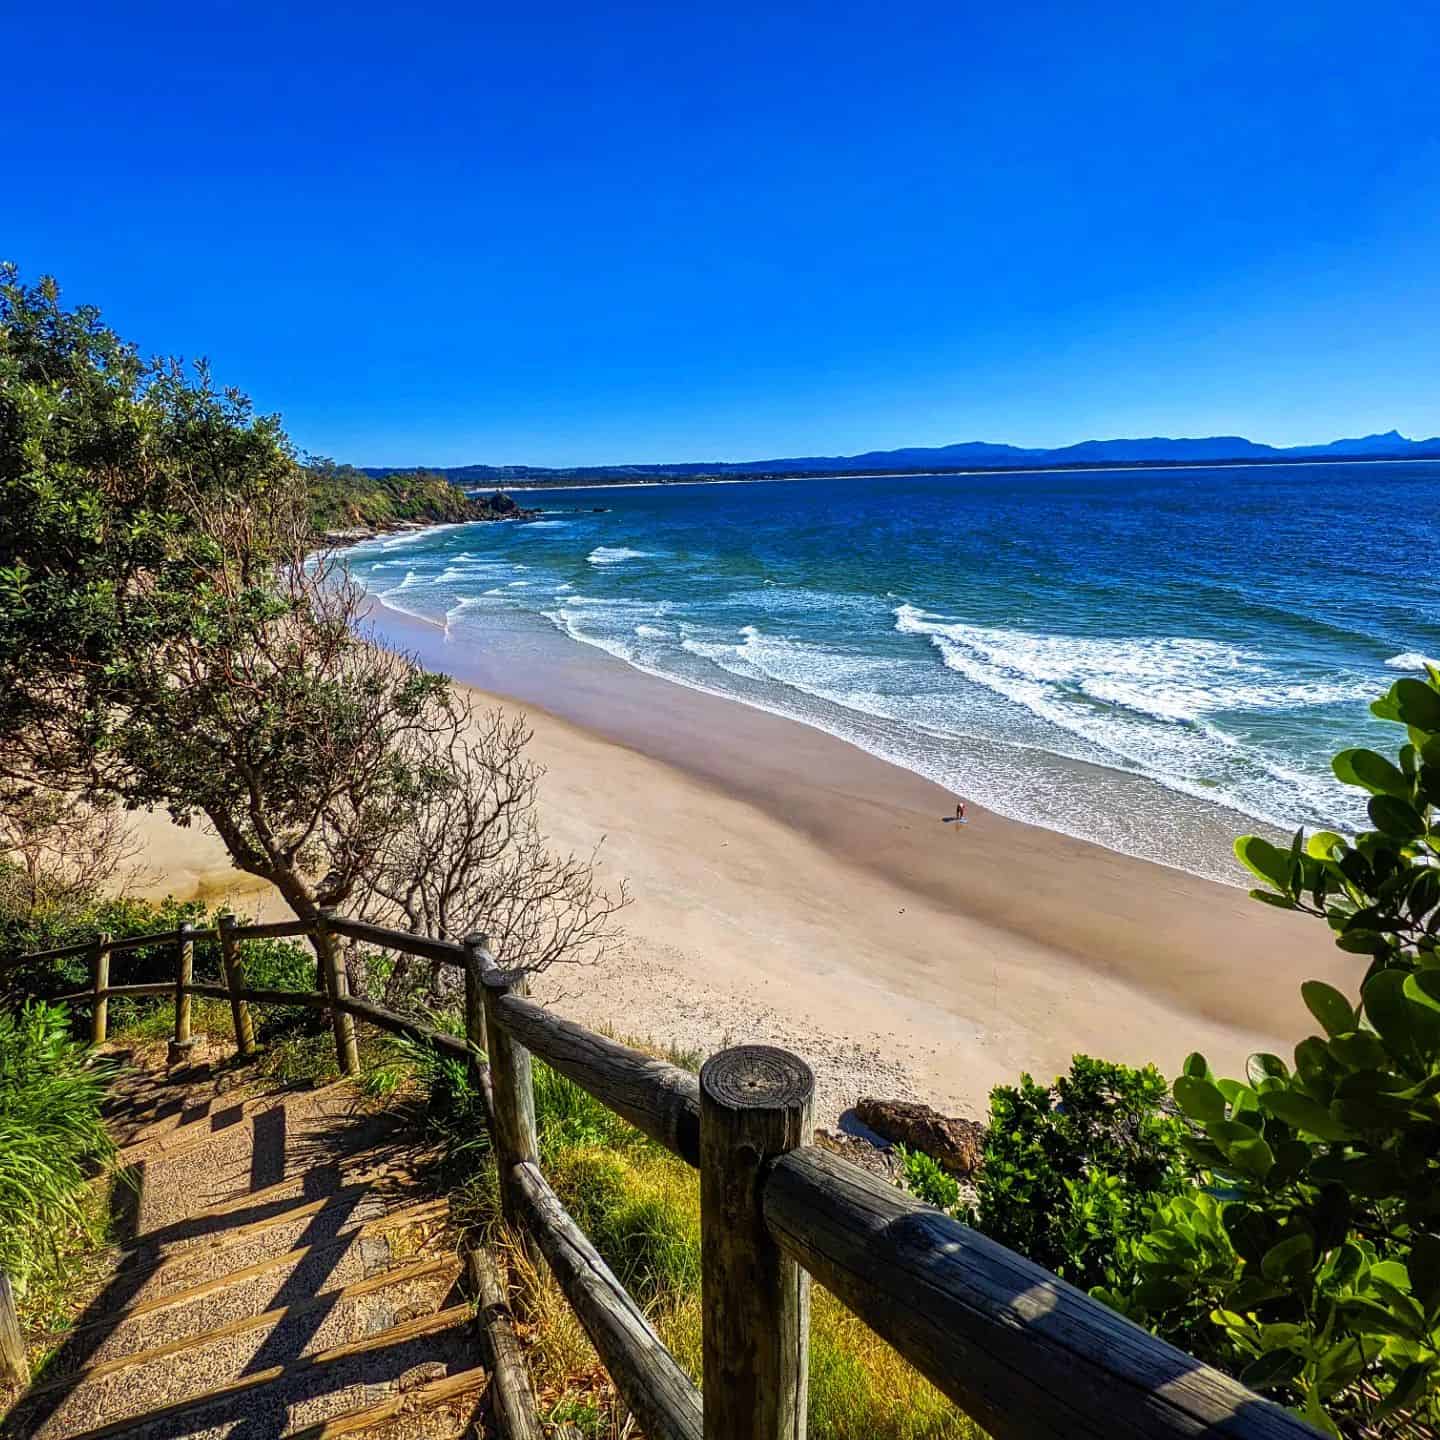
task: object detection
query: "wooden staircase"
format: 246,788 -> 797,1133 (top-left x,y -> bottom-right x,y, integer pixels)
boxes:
5,1055 -> 488,1440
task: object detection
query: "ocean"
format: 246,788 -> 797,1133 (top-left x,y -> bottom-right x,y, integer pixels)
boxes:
345,462 -> 1439,881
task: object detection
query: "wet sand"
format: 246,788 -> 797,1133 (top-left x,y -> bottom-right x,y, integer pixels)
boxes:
129,601 -> 1352,1123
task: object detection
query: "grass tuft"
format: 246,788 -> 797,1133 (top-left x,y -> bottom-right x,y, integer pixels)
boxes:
0,1002 -> 115,1299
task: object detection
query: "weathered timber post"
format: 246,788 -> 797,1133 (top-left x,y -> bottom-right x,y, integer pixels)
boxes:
462,932 -> 491,1073
480,966 -> 538,1226
90,932 -> 111,1046
167,923 -> 195,1067
0,1269 -> 27,1386
700,1045 -> 815,1440
467,1245 -> 543,1440
316,910 -> 360,1077
217,915 -> 256,1059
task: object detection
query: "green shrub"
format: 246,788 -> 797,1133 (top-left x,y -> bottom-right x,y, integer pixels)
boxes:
964,1054 -> 1193,1291
0,1002 -> 115,1294
1098,668 -> 1440,1437
896,1145 -> 961,1212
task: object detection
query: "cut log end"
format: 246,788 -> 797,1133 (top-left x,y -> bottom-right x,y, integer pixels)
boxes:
700,1045 -> 815,1114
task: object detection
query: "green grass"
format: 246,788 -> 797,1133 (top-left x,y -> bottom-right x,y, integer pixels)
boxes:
0,1002 -> 116,1301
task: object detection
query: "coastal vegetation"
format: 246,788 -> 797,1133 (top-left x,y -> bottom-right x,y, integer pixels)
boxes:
0,1002 -> 113,1315
305,457 -> 527,533
932,669 -> 1440,1438
0,265 -> 618,997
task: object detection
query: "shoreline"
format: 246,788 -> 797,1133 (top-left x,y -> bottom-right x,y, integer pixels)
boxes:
365,596 -> 1350,1114
125,584 -> 1355,1126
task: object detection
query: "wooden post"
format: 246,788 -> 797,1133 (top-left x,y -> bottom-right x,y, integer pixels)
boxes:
481,967 -> 538,1226
90,932 -> 111,1046
0,1269 -> 26,1387
699,1045 -> 815,1440
467,1245 -> 543,1440
167,923 -> 195,1067
316,910 -> 360,1077
462,932 -> 491,1071
218,915 -> 256,1059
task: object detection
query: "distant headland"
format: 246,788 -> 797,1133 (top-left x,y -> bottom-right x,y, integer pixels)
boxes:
361,429 -> 1440,487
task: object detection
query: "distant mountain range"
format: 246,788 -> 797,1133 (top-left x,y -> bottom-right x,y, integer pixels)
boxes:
364,430 -> 1440,485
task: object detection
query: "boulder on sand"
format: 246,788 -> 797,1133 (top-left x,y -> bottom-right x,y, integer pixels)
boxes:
855,1097 -> 985,1176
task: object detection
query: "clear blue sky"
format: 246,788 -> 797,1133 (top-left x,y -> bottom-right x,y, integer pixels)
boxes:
7,1 -> 1439,466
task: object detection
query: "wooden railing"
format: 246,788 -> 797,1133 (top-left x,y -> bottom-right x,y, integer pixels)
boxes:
2,916 -> 1321,1440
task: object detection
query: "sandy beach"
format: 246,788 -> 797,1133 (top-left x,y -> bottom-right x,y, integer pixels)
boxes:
131,605 -> 1352,1127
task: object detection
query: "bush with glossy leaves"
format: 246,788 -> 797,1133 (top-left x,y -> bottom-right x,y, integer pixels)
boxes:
1098,669 -> 1440,1437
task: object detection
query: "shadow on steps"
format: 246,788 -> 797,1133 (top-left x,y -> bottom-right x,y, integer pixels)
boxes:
6,1083 -> 448,1440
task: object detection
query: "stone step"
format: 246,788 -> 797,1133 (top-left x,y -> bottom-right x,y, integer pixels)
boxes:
284,1365 -> 489,1440
111,1196 -> 448,1313
122,1089 -> 399,1239
111,1080 -> 350,1162
43,1305 -> 480,1440
118,1165 -> 426,1269
25,1257 -> 462,1436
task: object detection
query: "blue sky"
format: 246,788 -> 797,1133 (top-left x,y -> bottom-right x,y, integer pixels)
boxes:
6,1 -> 1439,466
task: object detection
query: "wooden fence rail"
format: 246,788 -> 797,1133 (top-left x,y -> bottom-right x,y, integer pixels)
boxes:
5,918 -> 1322,1440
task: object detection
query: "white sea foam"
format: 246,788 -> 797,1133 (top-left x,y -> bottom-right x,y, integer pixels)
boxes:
588,546 -> 651,566
367,522 -> 469,553
893,606 -> 1372,723
374,590 -> 444,628
1386,651 -> 1437,670
442,596 -> 492,633
635,624 -> 670,639
890,605 -> 1362,827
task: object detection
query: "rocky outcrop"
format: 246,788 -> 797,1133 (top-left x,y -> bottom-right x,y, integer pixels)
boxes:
854,1097 -> 985,1176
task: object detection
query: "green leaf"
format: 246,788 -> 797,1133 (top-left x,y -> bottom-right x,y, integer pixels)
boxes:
1234,835 -> 1293,893
1173,1074 -> 1227,1125
1386,677 -> 1440,732
1303,1386 -> 1342,1438
1376,1361 -> 1432,1421
1365,968 -> 1440,1060
1258,1088 -> 1351,1140
1302,980 -> 1356,1037
1409,1233 -> 1440,1317
1403,970 -> 1440,1014
1262,1233 -> 1315,1283
1325,1031 -> 1388,1070
1333,747 -> 1412,797
1306,829 -> 1345,860
1369,793 -> 1427,839
1240,1348 -> 1304,1392
1230,1138 -> 1275,1177
1246,1052 -> 1289,1086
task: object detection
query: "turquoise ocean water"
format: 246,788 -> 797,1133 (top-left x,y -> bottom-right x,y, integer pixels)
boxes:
345,463 -> 1439,878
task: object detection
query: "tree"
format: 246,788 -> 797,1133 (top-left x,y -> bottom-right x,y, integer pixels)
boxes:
351,703 -> 628,1006
2,266 -> 624,1007
0,790 -> 144,941
0,264 -> 302,791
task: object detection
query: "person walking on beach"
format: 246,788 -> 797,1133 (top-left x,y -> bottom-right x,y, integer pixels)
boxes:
943,799 -> 967,826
